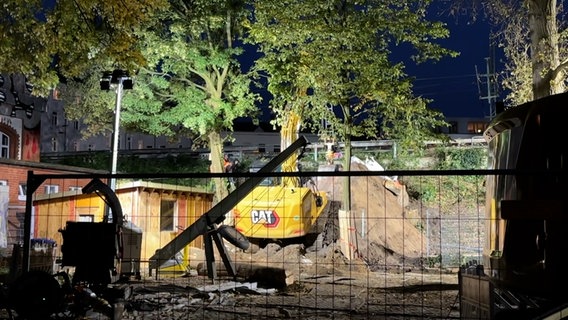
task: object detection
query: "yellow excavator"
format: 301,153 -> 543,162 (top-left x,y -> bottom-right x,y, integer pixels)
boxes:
232,112 -> 329,247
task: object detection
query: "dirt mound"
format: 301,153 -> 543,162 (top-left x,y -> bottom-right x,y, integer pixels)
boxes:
314,158 -> 425,271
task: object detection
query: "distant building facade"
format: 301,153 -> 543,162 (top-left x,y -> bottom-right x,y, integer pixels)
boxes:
1,73 -> 109,249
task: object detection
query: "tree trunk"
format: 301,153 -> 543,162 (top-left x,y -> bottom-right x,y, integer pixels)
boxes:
342,116 -> 352,212
528,0 -> 560,99
208,130 -> 230,219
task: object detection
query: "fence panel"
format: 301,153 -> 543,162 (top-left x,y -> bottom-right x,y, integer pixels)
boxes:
3,169 -> 492,319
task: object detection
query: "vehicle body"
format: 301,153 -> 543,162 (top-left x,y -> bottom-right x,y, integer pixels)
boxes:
459,92 -> 568,319
233,112 -> 329,245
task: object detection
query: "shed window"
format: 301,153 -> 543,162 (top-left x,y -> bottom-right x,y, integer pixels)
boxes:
78,215 -> 94,222
160,199 -> 176,231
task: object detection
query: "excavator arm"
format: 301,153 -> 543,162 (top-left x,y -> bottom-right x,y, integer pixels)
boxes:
280,112 -> 302,187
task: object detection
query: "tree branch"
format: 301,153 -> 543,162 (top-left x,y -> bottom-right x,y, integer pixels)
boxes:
551,57 -> 568,80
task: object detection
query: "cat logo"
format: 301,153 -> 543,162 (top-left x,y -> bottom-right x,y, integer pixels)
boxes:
251,210 -> 280,228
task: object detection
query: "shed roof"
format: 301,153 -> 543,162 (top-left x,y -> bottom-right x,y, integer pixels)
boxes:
33,180 -> 212,202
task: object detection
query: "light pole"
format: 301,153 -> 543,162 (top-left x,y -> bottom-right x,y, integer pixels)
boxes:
100,69 -> 133,191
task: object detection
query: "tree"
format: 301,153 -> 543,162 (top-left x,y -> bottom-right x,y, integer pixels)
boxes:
63,0 -> 260,205
128,0 -> 260,203
246,0 -> 456,210
448,0 -> 567,105
0,0 -> 166,96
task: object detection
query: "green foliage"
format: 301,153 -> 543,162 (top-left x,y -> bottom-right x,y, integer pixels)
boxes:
45,152 -> 211,187
0,0 -> 167,96
403,146 -> 486,211
434,147 -> 487,170
404,174 -> 485,213
58,0 -> 261,202
370,144 -> 487,211
55,151 -> 112,170
121,0 -> 260,138
246,0 -> 457,147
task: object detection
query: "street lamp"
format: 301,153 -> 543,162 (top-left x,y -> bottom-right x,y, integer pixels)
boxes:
100,69 -> 133,191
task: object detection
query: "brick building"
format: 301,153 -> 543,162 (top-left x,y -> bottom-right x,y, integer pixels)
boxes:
1,73 -> 107,249
0,158 -> 106,248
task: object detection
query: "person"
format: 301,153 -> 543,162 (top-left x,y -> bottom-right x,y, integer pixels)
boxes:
224,155 -> 239,191
224,154 -> 232,173
326,149 -> 334,165
232,159 -> 240,172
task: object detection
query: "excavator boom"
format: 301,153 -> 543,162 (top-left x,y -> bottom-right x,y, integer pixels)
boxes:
148,136 -> 310,272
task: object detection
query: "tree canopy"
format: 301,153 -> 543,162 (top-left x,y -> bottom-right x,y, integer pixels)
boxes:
0,0 -> 166,96
247,0 -> 456,149
246,0 -> 458,209
61,0 -> 260,204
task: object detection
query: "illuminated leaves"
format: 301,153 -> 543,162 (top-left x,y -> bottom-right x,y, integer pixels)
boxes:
0,0 -> 167,95
246,0 -> 456,146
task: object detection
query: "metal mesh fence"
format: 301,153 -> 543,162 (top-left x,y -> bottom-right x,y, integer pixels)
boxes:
2,169 -> 491,319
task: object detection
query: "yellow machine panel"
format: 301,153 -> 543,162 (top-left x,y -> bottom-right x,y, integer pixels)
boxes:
233,185 -> 328,239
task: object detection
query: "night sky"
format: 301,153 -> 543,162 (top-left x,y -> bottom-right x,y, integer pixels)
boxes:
404,12 -> 501,118
239,8 -> 501,123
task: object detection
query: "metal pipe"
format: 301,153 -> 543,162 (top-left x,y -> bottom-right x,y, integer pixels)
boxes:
110,79 -> 124,192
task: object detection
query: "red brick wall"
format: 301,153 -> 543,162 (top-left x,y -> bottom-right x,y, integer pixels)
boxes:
0,159 -> 107,247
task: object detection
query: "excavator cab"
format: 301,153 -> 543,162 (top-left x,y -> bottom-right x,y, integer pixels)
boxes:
232,134 -> 328,246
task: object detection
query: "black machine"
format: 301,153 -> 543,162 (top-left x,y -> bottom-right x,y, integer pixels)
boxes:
59,178 -> 125,286
1,178 -> 129,319
459,92 -> 568,319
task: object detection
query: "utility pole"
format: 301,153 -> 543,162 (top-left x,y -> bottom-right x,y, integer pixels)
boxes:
476,45 -> 499,120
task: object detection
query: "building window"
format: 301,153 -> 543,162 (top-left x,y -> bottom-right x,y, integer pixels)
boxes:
467,121 -> 487,134
69,186 -> 82,191
44,185 -> 59,194
0,180 -> 7,186
1,133 -> 9,158
73,141 -> 79,151
18,183 -> 26,201
160,199 -> 176,232
51,112 -> 58,126
73,121 -> 79,130
127,137 -> 132,150
51,137 -> 57,152
88,144 -> 94,151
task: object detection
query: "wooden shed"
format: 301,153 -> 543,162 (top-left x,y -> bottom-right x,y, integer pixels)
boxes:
32,180 -> 214,275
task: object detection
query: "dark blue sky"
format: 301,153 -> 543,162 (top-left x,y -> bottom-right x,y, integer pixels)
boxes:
403,14 -> 501,118
240,10 -> 500,122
